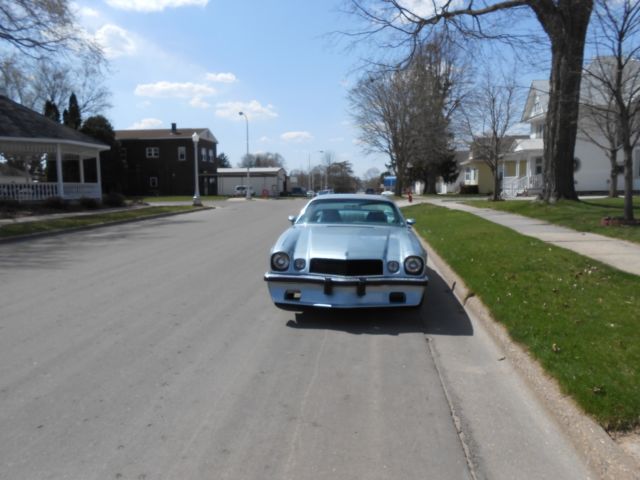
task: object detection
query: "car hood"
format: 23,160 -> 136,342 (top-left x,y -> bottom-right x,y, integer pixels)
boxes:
275,224 -> 418,261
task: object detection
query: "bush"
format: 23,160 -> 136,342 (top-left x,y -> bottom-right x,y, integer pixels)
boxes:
79,197 -> 100,209
102,192 -> 126,207
459,184 -> 479,195
43,196 -> 68,210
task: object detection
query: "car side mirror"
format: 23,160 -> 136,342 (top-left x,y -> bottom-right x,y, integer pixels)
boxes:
406,218 -> 416,226
288,215 -> 297,224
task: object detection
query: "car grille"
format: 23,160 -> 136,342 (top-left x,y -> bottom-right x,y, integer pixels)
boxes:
309,258 -> 383,276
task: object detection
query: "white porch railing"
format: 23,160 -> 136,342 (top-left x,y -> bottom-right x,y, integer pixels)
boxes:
0,182 -> 101,201
501,174 -> 543,198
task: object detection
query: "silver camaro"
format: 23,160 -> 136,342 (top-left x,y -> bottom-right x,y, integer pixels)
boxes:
264,194 -> 428,310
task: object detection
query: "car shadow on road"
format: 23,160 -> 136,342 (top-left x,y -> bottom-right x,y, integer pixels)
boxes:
285,267 -> 474,337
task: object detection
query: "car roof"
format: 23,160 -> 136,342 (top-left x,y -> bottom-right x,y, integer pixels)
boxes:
308,193 -> 394,203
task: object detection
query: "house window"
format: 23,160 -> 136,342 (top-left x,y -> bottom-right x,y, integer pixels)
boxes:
146,147 -> 159,159
201,147 -> 207,161
149,176 -> 158,187
464,167 -> 477,183
535,124 -> 544,138
178,146 -> 186,161
209,149 -> 214,163
535,157 -> 543,175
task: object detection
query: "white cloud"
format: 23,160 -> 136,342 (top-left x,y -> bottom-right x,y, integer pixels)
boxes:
189,97 -> 211,109
206,72 -> 237,84
78,6 -> 101,18
105,0 -> 208,13
129,118 -> 163,129
135,81 -> 216,99
281,131 -> 313,143
215,100 -> 278,120
259,136 -> 272,143
95,24 -> 137,58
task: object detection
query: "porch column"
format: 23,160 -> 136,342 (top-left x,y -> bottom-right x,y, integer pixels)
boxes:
79,155 -> 85,183
96,149 -> 102,197
56,144 -> 65,198
515,159 -> 520,178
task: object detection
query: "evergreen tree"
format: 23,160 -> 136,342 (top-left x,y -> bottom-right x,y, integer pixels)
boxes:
43,99 -> 60,123
62,92 -> 81,129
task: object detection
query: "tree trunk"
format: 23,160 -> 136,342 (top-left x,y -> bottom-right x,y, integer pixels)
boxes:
538,2 -> 592,202
608,148 -> 619,198
623,145 -> 634,221
492,166 -> 501,201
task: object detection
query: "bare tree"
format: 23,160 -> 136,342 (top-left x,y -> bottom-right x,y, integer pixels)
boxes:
239,152 -> 285,168
461,68 -> 522,200
0,1 -> 109,116
0,0 -> 85,56
349,68 -> 415,194
406,37 -> 468,194
349,36 -> 465,195
346,0 -> 594,202
585,0 -> 640,221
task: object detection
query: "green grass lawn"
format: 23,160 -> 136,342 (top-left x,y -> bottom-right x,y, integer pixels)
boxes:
138,195 -> 227,203
404,202 -> 640,432
464,197 -> 640,244
0,205 -> 199,238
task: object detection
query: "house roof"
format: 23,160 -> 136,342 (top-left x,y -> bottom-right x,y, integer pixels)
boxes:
115,127 -> 218,144
217,167 -> 285,176
513,138 -> 543,152
467,135 -> 528,162
522,56 -> 640,122
521,80 -> 550,122
0,95 -> 110,152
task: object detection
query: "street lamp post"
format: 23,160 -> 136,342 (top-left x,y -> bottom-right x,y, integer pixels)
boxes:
191,132 -> 202,206
238,111 -> 251,199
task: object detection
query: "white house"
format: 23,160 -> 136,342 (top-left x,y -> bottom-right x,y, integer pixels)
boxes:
501,76 -> 640,197
216,167 -> 287,196
0,95 -> 109,201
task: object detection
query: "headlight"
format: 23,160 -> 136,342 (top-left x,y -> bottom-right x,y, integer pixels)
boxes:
294,258 -> 306,270
387,260 -> 400,273
404,256 -> 424,275
271,252 -> 290,271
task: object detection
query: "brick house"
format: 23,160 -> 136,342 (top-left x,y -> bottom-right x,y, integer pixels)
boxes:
115,123 -> 218,196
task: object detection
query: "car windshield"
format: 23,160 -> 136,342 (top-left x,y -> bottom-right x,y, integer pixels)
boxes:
296,198 -> 403,226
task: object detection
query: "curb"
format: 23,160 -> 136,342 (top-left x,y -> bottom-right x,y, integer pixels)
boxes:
0,207 -> 212,244
421,237 -> 640,480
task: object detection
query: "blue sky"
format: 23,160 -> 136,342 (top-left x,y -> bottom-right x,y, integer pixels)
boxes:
76,0 -> 387,177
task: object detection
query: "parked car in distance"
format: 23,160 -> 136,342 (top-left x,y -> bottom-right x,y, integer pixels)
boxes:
380,190 -> 394,196
264,194 -> 428,310
233,185 -> 254,196
306,190 -> 315,198
316,189 -> 334,195
288,187 -> 307,197
365,188 -> 377,195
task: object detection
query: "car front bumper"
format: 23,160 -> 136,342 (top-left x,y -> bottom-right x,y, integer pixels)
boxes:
264,272 -> 428,310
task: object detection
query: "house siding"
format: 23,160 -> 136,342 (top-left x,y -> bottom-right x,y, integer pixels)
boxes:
117,135 -> 217,196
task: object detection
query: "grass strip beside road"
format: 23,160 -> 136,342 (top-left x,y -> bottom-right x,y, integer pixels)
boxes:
464,198 -> 640,245
404,203 -> 640,432
0,206 -> 199,239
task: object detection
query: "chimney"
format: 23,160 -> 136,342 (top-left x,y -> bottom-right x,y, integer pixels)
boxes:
171,123 -> 177,133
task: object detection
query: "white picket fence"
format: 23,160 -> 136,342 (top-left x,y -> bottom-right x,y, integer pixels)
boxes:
0,182 -> 101,201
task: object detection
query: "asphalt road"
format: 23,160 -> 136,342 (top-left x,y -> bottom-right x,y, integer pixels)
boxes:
0,199 -> 593,479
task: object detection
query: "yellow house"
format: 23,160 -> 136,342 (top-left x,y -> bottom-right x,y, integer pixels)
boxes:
460,136 -> 528,195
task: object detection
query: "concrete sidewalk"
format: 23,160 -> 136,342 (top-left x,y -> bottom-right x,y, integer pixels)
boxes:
398,197 -> 640,277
